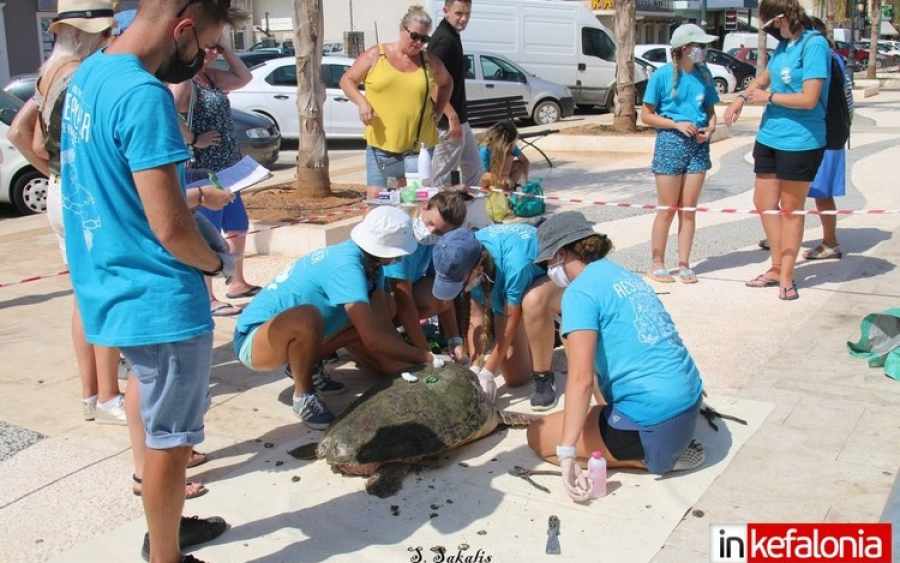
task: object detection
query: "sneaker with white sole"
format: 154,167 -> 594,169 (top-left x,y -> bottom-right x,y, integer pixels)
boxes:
671,440 -> 705,472
95,394 -> 128,425
284,362 -> 345,395
82,399 -> 97,422
292,391 -> 334,430
530,372 -> 558,411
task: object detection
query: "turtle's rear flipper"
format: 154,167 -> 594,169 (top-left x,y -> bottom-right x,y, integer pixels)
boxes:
365,463 -> 411,498
499,410 -> 542,427
288,442 -> 320,460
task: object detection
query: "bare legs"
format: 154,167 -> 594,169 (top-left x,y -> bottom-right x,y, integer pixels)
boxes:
650,172 -> 705,275
522,277 -> 563,373
753,174 -> 811,292
72,304 -> 121,408
815,197 -> 839,248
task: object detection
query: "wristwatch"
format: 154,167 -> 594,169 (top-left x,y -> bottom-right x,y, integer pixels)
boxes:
556,445 -> 577,460
768,92 -> 775,105
738,93 -> 749,102
200,254 -> 224,276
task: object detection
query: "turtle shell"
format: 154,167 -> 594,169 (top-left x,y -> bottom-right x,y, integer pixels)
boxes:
317,364 -> 500,473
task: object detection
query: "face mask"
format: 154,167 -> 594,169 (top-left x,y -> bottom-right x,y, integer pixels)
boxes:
155,27 -> 204,84
763,15 -> 785,41
687,46 -> 707,63
412,217 -> 439,246
547,258 -> 570,288
464,273 -> 482,293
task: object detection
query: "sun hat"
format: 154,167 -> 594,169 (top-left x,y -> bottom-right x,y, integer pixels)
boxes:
48,0 -> 116,35
432,229 -> 484,301
534,211 -> 603,264
669,23 -> 719,49
350,206 -> 417,259
112,9 -> 136,37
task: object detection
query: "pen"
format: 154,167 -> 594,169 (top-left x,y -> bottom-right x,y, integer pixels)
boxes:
208,172 -> 225,190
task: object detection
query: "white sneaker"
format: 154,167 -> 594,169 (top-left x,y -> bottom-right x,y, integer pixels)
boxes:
95,394 -> 127,425
82,400 -> 96,422
671,440 -> 705,472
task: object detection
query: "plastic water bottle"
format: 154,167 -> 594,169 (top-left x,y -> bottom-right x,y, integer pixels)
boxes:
587,450 -> 607,498
418,142 -> 432,187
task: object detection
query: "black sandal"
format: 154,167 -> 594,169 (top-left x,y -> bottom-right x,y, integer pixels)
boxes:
779,284 -> 799,301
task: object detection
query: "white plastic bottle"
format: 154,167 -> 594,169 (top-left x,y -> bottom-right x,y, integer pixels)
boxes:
417,142 -> 432,187
587,450 -> 607,498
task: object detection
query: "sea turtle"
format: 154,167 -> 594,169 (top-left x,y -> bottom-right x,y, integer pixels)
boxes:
289,363 -> 538,498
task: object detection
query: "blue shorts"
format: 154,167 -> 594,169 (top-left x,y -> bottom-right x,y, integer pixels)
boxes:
366,146 -> 417,187
196,191 -> 249,232
233,325 -> 261,370
808,149 -> 846,199
121,332 -> 213,450
652,129 -> 712,176
602,397 -> 702,474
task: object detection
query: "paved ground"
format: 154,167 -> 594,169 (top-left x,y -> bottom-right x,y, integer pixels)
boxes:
2,89 -> 900,563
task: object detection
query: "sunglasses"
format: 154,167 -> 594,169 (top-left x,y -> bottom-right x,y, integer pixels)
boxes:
404,26 -> 430,43
762,14 -> 784,29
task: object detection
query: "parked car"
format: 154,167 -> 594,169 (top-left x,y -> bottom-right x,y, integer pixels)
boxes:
0,90 -> 49,215
211,51 -> 287,71
3,74 -> 38,103
834,41 -> 892,71
726,47 -> 775,67
706,48 -> 756,91
323,41 -> 344,55
634,44 -> 736,95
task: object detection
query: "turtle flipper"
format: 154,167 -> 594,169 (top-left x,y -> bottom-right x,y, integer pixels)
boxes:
499,410 -> 542,427
365,462 -> 411,498
288,442 -> 320,460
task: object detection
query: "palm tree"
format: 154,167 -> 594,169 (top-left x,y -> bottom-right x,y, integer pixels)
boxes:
613,0 -> 637,132
293,0 -> 332,197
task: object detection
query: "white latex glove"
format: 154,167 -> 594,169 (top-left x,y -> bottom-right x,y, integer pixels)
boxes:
217,251 -> 237,279
431,354 -> 452,369
194,211 -> 229,253
449,344 -> 469,366
561,457 -> 590,502
470,367 -> 496,402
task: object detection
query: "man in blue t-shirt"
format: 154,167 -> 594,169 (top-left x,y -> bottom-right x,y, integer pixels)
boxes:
60,3 -> 247,562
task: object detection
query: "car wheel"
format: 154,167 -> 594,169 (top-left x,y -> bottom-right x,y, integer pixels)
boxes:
532,100 -> 561,125
740,74 -> 754,91
12,170 -> 48,216
859,57 -> 869,70
714,78 -> 728,96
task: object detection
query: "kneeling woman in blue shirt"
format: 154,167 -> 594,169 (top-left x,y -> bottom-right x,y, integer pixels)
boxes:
234,207 -> 443,429
525,212 -> 705,502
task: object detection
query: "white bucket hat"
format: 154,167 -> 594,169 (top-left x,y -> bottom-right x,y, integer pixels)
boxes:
670,23 -> 719,49
350,206 -> 418,258
48,0 -> 116,35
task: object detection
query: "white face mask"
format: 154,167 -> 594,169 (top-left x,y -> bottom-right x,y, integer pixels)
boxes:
687,46 -> 708,63
547,257 -> 570,288
464,273 -> 483,293
412,217 -> 439,246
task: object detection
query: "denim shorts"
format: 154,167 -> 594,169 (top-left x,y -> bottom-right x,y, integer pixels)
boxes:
652,129 -> 712,176
234,325 -> 261,370
121,332 -> 213,450
366,146 -> 416,187
602,397 -> 702,474
196,191 -> 249,232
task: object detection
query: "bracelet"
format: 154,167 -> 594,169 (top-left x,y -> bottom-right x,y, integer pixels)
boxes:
447,336 -> 464,347
189,132 -> 198,147
556,445 -> 577,460
768,92 -> 775,105
199,255 -> 224,276
737,93 -> 749,102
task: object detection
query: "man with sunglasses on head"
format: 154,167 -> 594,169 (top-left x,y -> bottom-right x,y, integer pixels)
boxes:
428,0 -> 483,190
60,2 -> 247,562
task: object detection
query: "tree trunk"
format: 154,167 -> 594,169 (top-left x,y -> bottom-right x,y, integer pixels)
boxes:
826,0 -> 836,39
293,0 -> 332,197
867,0 -> 881,78
612,0 -> 636,132
756,27 -> 769,76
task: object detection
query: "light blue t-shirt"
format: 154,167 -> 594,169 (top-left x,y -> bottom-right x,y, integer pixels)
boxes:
643,62 -> 720,126
472,224 -> 545,315
236,240 -> 383,339
560,259 -> 703,426
479,145 -> 523,173
384,243 -> 434,283
60,51 -> 211,347
757,30 -> 831,151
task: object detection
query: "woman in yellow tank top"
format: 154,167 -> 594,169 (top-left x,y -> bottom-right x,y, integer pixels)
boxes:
340,5 -> 453,197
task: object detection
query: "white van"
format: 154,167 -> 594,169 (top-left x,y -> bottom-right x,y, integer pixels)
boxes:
426,0 -> 647,111
722,32 -> 780,53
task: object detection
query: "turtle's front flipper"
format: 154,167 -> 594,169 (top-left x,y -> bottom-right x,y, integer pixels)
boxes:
365,462 -> 411,498
288,442 -> 320,460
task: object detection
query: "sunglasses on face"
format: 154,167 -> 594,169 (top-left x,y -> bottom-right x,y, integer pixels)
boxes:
762,14 -> 784,28
404,26 -> 430,43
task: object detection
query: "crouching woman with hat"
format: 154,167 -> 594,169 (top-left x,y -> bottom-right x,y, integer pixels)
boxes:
525,211 -> 706,502
234,207 -> 446,430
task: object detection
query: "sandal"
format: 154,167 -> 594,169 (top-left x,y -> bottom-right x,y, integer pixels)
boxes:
803,244 -> 842,260
758,238 -> 769,250
779,284 -> 799,301
745,275 -> 779,288
676,268 -> 698,284
210,303 -> 242,317
648,268 -> 675,283
132,475 -> 208,500
186,449 -> 209,469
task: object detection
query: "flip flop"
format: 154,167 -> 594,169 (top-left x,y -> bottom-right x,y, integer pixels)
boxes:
676,269 -> 698,284
132,475 -> 208,500
211,303 -> 242,317
648,268 -> 675,283
225,286 -> 262,299
745,275 -> 779,288
186,449 -> 209,469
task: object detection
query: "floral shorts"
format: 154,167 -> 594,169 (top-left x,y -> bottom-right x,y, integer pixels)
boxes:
652,128 -> 711,176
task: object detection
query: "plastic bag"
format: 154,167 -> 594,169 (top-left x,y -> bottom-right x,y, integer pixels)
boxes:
485,190 -> 510,222
510,178 -> 546,217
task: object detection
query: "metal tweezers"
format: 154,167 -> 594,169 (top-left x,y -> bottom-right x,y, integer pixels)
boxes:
509,465 -> 562,493
700,405 -> 748,432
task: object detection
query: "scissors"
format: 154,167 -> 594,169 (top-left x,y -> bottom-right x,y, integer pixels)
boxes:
508,465 -> 561,493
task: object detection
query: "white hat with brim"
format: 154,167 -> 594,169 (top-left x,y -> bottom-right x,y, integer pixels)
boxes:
350,206 -> 418,258
670,23 -> 719,49
48,0 -> 116,35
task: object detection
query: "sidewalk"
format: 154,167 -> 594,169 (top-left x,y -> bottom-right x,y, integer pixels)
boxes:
2,92 -> 900,563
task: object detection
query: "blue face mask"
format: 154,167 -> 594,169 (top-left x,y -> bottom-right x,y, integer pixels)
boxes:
687,46 -> 708,63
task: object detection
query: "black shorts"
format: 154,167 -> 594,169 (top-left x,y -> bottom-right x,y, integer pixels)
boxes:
598,410 -> 645,462
753,141 -> 826,182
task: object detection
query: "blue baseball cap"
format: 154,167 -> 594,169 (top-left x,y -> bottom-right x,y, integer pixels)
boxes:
112,9 -> 135,36
432,229 -> 483,301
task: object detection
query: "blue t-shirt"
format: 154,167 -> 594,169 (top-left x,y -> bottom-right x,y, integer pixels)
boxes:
479,145 -> 523,173
384,243 -> 434,283
472,224 -> 545,315
643,62 -> 720,126
560,259 -> 703,426
60,51 -> 211,347
757,30 -> 831,151
236,240 -> 383,339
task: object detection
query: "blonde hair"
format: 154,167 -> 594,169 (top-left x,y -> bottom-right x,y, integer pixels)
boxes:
479,120 -> 518,186
669,45 -> 713,97
39,25 -> 108,82
402,5 -> 432,28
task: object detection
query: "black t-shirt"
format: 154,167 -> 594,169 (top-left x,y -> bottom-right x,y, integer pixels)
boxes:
428,17 -> 468,126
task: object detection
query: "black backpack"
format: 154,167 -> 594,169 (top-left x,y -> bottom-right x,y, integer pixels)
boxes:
798,32 -> 851,150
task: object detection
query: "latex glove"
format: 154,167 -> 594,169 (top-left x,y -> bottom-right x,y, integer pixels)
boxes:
217,251 -> 237,279
194,211 -> 228,253
449,344 -> 469,366
561,457 -> 590,502
469,367 -> 496,402
431,354 -> 452,369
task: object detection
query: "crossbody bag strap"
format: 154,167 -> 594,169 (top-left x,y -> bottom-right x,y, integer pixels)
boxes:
412,50 -> 430,150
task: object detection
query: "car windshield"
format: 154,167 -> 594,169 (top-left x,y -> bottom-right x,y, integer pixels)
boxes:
0,90 -> 23,126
